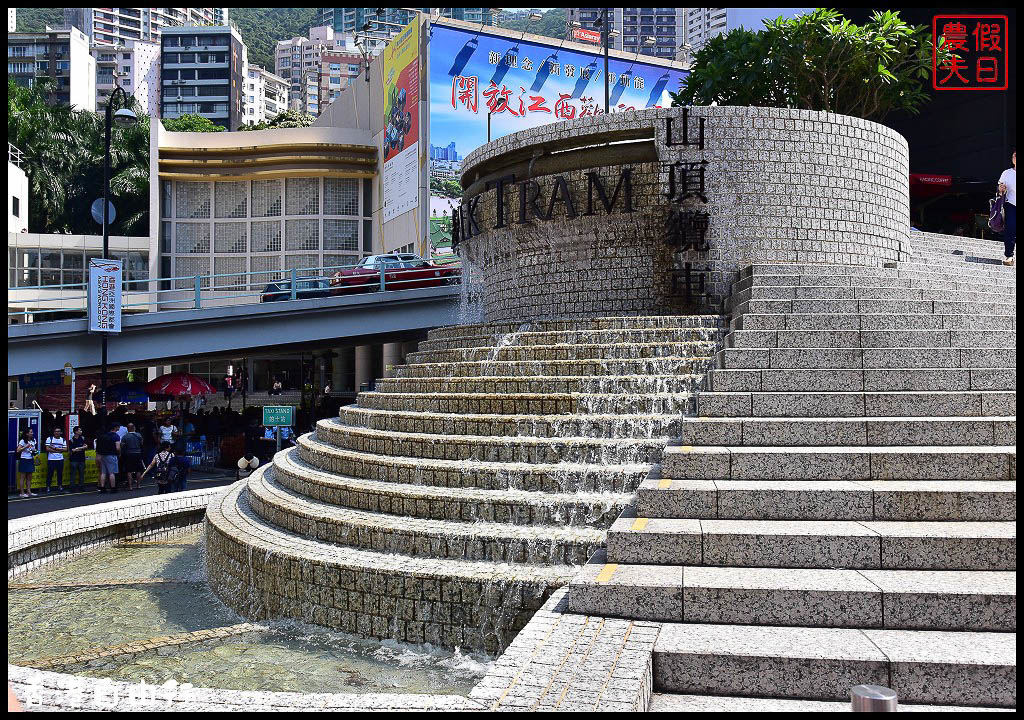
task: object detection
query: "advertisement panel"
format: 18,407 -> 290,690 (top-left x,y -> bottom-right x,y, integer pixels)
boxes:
381,18 -> 421,223
427,23 -> 689,235
87,258 -> 122,334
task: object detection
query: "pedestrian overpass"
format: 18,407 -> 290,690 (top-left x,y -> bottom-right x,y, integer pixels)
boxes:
7,285 -> 461,377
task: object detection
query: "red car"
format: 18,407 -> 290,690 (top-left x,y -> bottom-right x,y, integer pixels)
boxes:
330,253 -> 461,295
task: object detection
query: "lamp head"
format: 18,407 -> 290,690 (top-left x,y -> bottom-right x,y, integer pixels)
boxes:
113,107 -> 138,128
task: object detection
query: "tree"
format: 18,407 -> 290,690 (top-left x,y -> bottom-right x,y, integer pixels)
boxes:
161,114 -> 226,132
673,9 -> 946,123
8,78 -> 151,235
239,109 -> 316,132
497,9 -> 568,43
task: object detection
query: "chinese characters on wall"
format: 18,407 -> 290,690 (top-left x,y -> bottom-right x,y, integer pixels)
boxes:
88,259 -> 123,334
933,15 -> 1008,90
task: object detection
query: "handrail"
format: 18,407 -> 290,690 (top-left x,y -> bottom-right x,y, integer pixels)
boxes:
7,258 -> 463,322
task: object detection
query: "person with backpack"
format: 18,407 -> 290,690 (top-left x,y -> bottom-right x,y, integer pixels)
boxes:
997,149 -> 1016,266
167,446 -> 191,492
142,441 -> 175,494
94,423 -> 121,493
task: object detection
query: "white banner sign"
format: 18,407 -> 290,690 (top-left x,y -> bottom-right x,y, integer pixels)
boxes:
382,141 -> 419,222
88,258 -> 122,333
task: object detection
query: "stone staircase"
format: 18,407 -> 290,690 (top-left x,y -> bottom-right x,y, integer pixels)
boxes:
569,232 -> 1017,709
205,315 -> 723,654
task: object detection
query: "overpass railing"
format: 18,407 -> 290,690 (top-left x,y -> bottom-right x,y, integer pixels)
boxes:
8,259 -> 463,323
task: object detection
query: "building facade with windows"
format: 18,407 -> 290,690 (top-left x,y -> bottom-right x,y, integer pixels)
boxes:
92,40 -> 161,115
244,65 -> 289,125
63,8 -> 225,46
315,8 -> 497,34
8,28 -> 97,111
160,25 -> 247,131
276,28 -> 370,116
567,8 -> 686,59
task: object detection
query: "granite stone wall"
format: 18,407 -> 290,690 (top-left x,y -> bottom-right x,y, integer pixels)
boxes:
458,106 -> 910,321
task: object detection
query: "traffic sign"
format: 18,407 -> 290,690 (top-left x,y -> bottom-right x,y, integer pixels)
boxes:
263,406 -> 294,427
18,370 -> 65,390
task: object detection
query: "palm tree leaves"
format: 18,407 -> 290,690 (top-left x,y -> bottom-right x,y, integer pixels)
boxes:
7,79 -> 150,235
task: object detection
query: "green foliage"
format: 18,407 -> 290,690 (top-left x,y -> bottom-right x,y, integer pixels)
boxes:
229,7 -> 319,71
429,176 -> 463,200
496,9 -> 568,43
672,9 -> 947,122
13,8 -> 63,31
8,79 -> 150,235
161,114 -> 226,133
239,109 -> 316,132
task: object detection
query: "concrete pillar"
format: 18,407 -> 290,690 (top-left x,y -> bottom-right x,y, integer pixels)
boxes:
146,366 -> 161,410
355,344 -> 374,392
331,347 -> 344,391
382,342 -> 404,378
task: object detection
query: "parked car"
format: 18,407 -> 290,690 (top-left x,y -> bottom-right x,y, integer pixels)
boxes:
260,276 -> 331,303
330,254 -> 461,295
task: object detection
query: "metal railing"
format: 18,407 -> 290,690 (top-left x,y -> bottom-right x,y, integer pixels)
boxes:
7,259 -> 463,322
9,142 -> 25,168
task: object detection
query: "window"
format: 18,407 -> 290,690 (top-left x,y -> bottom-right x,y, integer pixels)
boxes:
285,178 -> 320,215
12,196 -> 19,218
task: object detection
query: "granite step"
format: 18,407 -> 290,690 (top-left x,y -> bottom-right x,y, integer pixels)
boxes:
372,374 -> 705,396
356,389 -> 698,416
634,478 -> 1017,521
718,346 -> 1016,369
295,433 -> 651,493
393,356 -> 707,379
726,329 -> 1014,349
422,315 -> 723,340
733,313 -> 1015,332
246,470 -> 605,565
648,694 -> 1014,712
605,516 -> 1016,569
338,406 -> 685,439
735,272 -> 1013,294
651,623 -> 1016,707
708,368 -> 1016,392
406,340 -> 718,364
733,298 -> 1016,317
204,480 -> 574,654
676,416 -> 1016,447
416,326 -> 720,352
743,261 -> 1013,281
271,449 -> 631,527
314,418 -> 667,465
731,285 -> 1015,306
697,391 -> 1015,418
568,560 -> 1016,631
661,444 -> 1015,481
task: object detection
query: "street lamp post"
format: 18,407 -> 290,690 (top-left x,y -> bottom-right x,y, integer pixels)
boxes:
97,86 -> 138,428
601,8 -> 610,114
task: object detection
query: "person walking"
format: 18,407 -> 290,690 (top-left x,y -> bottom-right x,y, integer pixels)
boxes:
998,149 -> 1016,266
44,427 -> 68,494
68,426 -> 88,492
94,424 -> 121,493
120,423 -> 144,490
16,429 -> 38,498
142,441 -> 175,494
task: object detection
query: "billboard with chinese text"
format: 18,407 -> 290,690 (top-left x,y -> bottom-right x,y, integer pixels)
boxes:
427,23 -> 688,217
382,18 -> 420,223
88,258 -> 123,334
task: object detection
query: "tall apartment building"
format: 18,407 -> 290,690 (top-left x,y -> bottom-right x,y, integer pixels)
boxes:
276,27 -> 369,117
685,8 -> 813,51
64,8 -> 225,46
315,8 -> 497,34
244,65 -> 289,125
93,40 -> 161,114
160,25 -> 247,131
567,8 -> 685,59
8,27 -> 97,111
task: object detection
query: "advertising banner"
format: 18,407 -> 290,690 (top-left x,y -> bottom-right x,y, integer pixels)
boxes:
427,23 -> 689,222
382,17 -> 421,223
88,258 -> 123,334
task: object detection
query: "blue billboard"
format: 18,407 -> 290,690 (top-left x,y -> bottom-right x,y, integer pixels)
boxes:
427,23 -> 688,218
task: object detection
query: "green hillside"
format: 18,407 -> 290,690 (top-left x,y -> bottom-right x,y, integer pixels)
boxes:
229,8 -> 318,71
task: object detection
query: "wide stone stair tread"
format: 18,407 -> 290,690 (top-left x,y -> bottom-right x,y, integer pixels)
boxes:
423,314 -> 723,340
648,693 -> 1013,712
567,561 -> 1015,631
339,406 -> 684,439
407,340 -> 718,363
726,328 -> 1015,349
732,285 -> 1015,305
271,448 -> 632,527
416,326 -> 722,351
698,390 -> 1015,417
651,622 -> 1015,707
709,367 -> 1015,392
314,417 -> 667,464
373,373 -> 706,395
661,444 -> 1015,481
635,478 -> 1017,521
356,390 -> 697,415
393,356 -> 706,379
733,298 -> 1017,317
605,516 -> 1016,569
295,433 -> 651,492
719,346 -> 1016,369
677,416 -> 1016,447
738,272 -> 1013,292
245,469 -> 606,565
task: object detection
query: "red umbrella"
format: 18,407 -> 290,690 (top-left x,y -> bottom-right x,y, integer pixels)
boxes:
145,372 -> 216,397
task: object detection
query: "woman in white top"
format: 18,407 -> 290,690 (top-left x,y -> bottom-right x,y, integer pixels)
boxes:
998,149 -> 1016,265
16,429 -> 38,498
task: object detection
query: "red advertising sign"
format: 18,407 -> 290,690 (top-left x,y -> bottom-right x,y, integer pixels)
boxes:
932,14 -> 1009,90
573,27 -> 602,44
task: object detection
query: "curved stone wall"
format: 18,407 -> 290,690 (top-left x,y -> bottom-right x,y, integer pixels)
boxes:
457,106 -> 909,322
